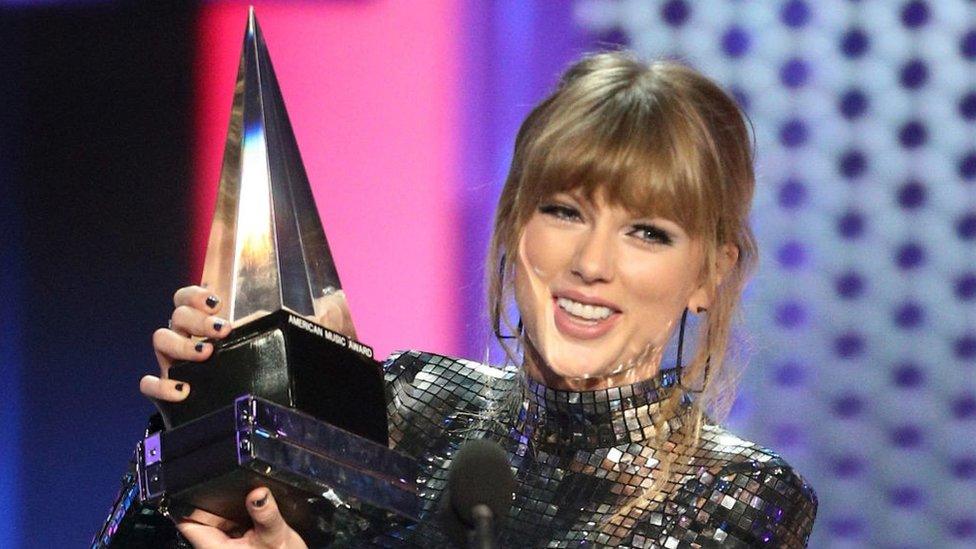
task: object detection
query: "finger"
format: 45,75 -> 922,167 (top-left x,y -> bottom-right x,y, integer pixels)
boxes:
140,374 -> 189,402
152,328 -> 175,372
153,328 -> 214,370
319,301 -> 342,330
177,520 -> 232,549
172,305 -> 231,340
181,506 -> 244,532
246,487 -> 292,545
316,291 -> 357,339
174,285 -> 223,315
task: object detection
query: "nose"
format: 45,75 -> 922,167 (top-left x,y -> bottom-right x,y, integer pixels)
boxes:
571,227 -> 614,284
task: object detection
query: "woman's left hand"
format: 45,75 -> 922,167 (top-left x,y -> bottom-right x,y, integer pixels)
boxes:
177,487 -> 307,549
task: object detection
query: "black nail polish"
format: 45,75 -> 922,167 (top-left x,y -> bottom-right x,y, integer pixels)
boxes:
213,320 -> 224,332
174,383 -> 184,392
195,342 -> 205,353
253,494 -> 268,508
205,295 -> 220,309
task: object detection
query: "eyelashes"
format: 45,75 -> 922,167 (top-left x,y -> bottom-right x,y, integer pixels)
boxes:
537,203 -> 674,246
538,203 -> 582,221
628,224 -> 674,246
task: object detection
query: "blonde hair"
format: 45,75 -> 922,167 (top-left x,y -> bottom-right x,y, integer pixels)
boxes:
486,51 -> 759,521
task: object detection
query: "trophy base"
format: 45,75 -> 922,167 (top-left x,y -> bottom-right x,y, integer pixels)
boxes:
138,395 -> 419,544
159,309 -> 388,445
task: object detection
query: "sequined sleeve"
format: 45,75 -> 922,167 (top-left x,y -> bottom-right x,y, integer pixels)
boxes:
685,458 -> 818,548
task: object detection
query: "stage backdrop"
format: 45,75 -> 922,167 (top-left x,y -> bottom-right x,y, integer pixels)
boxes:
571,1 -> 976,546
189,2 -> 976,546
1,1 -> 973,547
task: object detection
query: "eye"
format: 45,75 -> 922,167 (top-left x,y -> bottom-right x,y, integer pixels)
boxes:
628,224 -> 674,246
538,203 -> 583,222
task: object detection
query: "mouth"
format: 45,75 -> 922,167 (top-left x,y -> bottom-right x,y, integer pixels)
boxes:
551,292 -> 621,339
555,297 -> 615,321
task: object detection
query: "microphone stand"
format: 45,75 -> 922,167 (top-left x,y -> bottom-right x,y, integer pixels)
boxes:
468,503 -> 496,549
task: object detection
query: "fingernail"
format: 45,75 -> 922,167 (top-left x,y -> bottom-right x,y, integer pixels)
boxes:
213,320 -> 224,332
252,494 -> 268,508
205,295 -> 220,309
195,342 -> 206,353
174,383 -> 184,392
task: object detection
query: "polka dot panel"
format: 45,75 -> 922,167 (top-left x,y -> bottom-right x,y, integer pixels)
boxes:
574,0 -> 976,546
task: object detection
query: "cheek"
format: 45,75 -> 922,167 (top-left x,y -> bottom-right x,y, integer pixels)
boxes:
513,258 -> 536,320
514,225 -> 553,330
514,217 -> 581,348
619,250 -> 699,322
519,218 -> 570,277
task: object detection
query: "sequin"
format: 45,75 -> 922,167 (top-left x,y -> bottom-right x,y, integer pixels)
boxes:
94,350 -> 816,547
372,351 -> 817,547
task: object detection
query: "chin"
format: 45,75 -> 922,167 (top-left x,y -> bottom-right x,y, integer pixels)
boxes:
542,348 -> 614,381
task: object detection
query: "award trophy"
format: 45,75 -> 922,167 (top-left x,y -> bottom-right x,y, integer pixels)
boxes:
92,9 -> 418,547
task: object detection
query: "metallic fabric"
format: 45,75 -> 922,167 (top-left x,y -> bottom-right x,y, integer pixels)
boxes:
91,417 -> 191,549
374,351 -> 817,548
94,350 -> 816,547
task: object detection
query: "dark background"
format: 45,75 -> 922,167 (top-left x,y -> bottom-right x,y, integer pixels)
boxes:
1,5 -> 196,545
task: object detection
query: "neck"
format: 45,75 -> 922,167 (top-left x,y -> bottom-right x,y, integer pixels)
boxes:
512,362 -> 689,450
520,341 -> 664,391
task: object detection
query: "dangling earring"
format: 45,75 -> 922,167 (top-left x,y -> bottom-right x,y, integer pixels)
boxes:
675,308 -> 711,394
493,253 -> 523,340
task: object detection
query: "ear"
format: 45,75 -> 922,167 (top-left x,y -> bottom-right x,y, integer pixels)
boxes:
687,244 -> 739,314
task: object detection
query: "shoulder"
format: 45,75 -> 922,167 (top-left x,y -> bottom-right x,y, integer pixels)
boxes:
383,349 -> 517,388
673,423 -> 818,547
381,350 -> 517,452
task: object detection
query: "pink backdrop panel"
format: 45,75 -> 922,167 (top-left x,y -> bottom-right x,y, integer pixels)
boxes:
193,1 -> 462,360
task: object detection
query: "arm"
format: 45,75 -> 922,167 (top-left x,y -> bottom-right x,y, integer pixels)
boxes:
704,459 -> 818,548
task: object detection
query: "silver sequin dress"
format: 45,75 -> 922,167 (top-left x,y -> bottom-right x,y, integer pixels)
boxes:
374,350 -> 817,548
93,350 -> 818,548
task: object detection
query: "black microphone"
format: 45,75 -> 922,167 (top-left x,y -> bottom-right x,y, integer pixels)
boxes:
443,439 -> 515,549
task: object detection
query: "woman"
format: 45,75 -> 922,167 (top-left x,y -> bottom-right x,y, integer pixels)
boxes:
142,52 -> 818,547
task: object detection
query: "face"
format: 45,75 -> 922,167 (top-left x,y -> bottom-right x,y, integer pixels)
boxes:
514,189 -> 709,390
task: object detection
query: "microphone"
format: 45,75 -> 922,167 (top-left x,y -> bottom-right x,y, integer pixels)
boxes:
443,439 -> 515,549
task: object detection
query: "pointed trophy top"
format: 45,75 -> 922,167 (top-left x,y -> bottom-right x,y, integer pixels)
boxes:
200,8 -> 344,325
246,5 -> 257,35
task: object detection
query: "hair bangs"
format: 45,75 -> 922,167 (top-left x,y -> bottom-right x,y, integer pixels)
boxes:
517,86 -> 714,238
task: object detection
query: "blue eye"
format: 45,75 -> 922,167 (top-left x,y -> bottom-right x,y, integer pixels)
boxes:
539,203 -> 582,221
630,224 -> 674,245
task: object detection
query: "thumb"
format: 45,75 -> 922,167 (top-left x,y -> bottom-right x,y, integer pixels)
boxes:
246,487 -> 304,547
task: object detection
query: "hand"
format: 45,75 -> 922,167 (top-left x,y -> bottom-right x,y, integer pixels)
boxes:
178,487 -> 307,549
141,285 -> 358,403
314,287 -> 357,340
141,285 -> 231,403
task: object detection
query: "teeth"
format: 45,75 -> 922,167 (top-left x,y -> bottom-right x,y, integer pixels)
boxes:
557,297 -> 613,321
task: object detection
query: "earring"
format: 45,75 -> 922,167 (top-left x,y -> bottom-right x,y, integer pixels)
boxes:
675,308 -> 711,394
493,254 -> 523,340
494,315 -> 524,340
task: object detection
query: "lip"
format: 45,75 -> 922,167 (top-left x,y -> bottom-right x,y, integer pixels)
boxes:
553,289 -> 622,312
551,291 -> 622,340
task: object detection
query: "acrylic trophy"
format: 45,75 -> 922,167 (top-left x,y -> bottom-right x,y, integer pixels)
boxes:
91,9 -> 418,548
